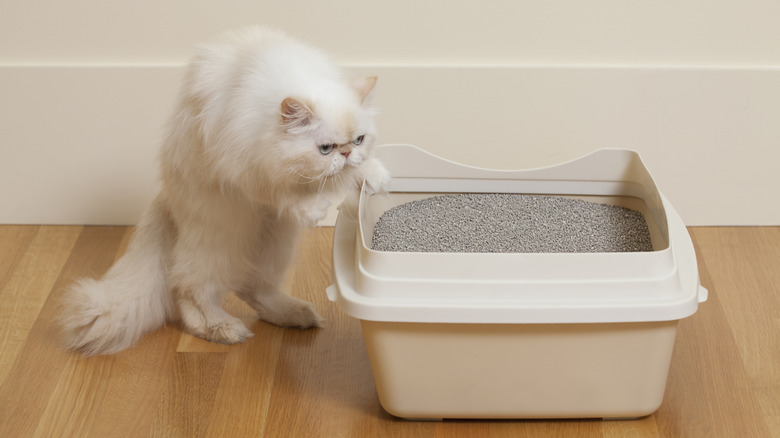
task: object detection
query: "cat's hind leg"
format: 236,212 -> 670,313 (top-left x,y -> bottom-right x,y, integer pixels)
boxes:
236,218 -> 324,329
170,239 -> 255,344
237,285 -> 324,329
176,284 -> 255,344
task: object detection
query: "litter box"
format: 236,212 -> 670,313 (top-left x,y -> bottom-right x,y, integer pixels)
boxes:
326,144 -> 707,420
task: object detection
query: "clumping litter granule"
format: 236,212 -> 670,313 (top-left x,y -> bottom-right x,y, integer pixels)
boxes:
370,194 -> 653,253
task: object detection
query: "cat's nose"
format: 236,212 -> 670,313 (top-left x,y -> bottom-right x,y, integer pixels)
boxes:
341,151 -> 351,159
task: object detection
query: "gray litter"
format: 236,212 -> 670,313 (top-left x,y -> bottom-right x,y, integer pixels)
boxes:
370,194 -> 653,253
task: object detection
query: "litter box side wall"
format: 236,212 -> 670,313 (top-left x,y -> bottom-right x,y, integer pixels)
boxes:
372,144 -> 669,240
360,319 -> 679,420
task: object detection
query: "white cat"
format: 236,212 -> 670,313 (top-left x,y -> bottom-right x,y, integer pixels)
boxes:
59,27 -> 390,355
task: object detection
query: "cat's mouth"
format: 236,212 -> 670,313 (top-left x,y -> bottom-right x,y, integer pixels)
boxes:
327,157 -> 359,179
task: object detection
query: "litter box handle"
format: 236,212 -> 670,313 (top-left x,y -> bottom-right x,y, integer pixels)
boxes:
698,285 -> 709,303
326,284 -> 339,302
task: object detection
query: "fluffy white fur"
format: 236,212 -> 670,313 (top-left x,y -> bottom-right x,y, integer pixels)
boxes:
60,27 -> 390,355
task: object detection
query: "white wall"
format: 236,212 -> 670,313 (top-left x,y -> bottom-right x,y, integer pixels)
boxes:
2,1 -> 779,225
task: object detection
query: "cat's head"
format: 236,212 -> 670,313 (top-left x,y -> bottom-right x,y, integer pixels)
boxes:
271,76 -> 379,189
188,46 -> 378,200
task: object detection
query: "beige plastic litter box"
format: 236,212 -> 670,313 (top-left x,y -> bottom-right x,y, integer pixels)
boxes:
327,145 -> 707,420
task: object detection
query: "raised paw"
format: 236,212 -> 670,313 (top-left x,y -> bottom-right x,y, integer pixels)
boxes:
362,158 -> 391,195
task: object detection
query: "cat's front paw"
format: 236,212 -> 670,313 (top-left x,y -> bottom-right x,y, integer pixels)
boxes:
362,158 -> 391,195
337,159 -> 389,220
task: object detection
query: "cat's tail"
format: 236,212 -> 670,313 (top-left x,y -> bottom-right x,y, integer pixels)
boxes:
60,198 -> 176,356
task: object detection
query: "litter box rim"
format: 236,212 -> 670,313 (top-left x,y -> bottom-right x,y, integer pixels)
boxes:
327,145 -> 708,324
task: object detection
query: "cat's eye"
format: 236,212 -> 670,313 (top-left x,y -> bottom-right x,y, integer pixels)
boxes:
318,143 -> 336,155
353,135 -> 365,146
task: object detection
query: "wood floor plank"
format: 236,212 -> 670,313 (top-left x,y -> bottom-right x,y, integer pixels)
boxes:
33,226 -> 184,437
84,326 -> 181,438
768,416 -> 780,438
260,227 -> 431,437
655,227 -> 774,437
0,226 -> 127,437
262,227 -> 377,437
0,226 -> 777,437
601,417 -> 660,437
203,323 -> 284,437
0,225 -> 38,290
692,227 -> 779,315
432,421 -> 493,438
150,353 -> 227,438
0,226 -> 81,384
33,354 -> 116,437
688,227 -> 780,434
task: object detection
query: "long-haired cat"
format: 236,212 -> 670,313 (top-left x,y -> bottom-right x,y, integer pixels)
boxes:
59,27 -> 389,355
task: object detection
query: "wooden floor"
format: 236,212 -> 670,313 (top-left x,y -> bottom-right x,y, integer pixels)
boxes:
0,225 -> 777,437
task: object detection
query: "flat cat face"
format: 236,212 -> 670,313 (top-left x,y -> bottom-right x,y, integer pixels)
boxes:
276,76 -> 378,187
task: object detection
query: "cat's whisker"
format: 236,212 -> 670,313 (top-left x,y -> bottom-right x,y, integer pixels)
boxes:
317,172 -> 329,197
332,172 -> 347,195
291,170 -> 321,182
292,167 -> 329,186
327,165 -> 351,197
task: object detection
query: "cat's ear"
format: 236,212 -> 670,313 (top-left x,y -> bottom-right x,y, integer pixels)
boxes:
281,97 -> 317,132
353,76 -> 378,105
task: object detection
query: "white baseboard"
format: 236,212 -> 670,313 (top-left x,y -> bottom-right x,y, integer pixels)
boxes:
2,65 -> 779,226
